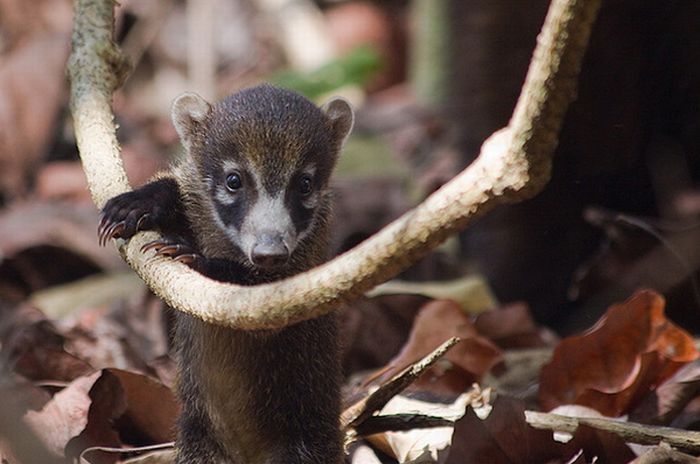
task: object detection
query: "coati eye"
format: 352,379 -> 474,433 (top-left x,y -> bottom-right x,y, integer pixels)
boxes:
225,172 -> 243,192
299,175 -> 313,196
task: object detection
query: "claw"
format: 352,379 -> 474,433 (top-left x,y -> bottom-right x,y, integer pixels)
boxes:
136,213 -> 150,232
154,244 -> 182,257
141,238 -> 200,267
98,218 -> 109,246
99,222 -> 109,246
100,223 -> 113,246
174,254 -> 197,265
142,239 -> 166,253
98,213 -> 106,231
102,221 -> 125,246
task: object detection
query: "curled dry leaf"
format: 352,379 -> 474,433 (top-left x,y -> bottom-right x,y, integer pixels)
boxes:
539,290 -> 698,416
25,371 -> 109,458
0,366 -> 177,463
374,300 -> 502,395
65,369 -> 178,461
65,371 -> 126,463
106,368 -> 179,445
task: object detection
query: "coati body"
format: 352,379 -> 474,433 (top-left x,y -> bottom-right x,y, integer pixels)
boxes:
99,85 -> 354,463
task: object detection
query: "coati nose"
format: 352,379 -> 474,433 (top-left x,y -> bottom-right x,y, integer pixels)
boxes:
251,234 -> 289,268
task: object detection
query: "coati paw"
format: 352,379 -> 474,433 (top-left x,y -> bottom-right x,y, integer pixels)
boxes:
98,178 -> 182,246
141,237 -> 202,267
98,192 -> 161,246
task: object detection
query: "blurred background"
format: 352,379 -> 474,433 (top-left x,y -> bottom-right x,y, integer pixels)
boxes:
0,0 -> 700,460
2,0 -> 700,331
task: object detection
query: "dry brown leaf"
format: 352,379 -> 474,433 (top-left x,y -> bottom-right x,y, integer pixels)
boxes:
377,300 -> 502,395
66,372 -> 126,464
539,290 -> 698,416
107,368 -> 179,445
25,371 -> 108,458
0,360 -> 177,462
64,369 -> 178,462
474,301 -> 557,349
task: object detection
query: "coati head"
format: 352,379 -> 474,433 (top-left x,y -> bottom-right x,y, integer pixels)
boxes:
171,85 -> 354,274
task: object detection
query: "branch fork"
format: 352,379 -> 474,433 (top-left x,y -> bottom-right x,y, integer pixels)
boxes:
69,0 -> 602,329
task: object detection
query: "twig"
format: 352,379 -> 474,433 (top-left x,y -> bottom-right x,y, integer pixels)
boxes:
342,337 -> 460,431
354,414 -> 454,437
525,410 -> 700,454
68,0 -> 601,329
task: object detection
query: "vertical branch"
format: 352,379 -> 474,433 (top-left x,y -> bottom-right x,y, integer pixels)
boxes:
68,0 -> 131,208
506,0 -> 602,198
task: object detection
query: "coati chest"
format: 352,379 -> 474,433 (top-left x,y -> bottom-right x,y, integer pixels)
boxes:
99,85 -> 354,463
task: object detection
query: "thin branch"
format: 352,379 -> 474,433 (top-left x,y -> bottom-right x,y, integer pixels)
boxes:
68,0 -> 601,329
525,410 -> 700,454
342,337 -> 460,431
354,414 -> 454,437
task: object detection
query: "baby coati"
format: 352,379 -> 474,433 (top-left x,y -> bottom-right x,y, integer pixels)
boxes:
99,85 -> 353,463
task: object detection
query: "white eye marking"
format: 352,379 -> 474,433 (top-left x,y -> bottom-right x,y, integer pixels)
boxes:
214,161 -> 245,205
221,160 -> 242,173
215,187 -> 237,205
301,165 -> 317,177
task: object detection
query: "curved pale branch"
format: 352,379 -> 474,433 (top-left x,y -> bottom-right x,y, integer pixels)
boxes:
68,0 -> 601,329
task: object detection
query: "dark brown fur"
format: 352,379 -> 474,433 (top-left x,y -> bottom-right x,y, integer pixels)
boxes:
99,85 -> 353,463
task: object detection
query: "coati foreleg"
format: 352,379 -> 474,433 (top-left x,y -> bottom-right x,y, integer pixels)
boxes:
100,179 -> 236,278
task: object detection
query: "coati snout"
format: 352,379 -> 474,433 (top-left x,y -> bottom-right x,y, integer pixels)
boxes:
170,86 -> 354,271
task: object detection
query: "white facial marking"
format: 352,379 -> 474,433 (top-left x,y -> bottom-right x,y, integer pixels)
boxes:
216,160 -> 243,205
215,187 -> 236,205
221,160 -> 241,173
215,168 -> 298,263
239,189 -> 297,261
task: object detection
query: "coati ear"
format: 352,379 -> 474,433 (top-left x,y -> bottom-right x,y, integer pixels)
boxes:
171,92 -> 212,149
321,97 -> 354,144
